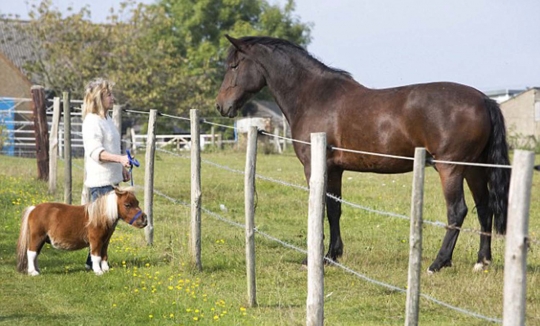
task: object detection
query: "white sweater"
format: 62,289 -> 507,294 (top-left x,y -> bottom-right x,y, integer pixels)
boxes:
82,113 -> 123,188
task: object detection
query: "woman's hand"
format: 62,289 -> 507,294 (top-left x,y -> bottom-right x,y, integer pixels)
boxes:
119,155 -> 131,168
98,151 -> 132,168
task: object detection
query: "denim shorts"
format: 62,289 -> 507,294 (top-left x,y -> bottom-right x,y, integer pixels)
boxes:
90,185 -> 116,202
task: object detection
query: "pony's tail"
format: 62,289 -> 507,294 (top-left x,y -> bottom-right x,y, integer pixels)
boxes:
484,98 -> 511,234
16,206 -> 35,273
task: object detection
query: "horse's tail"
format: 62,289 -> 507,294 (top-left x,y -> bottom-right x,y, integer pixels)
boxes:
16,206 -> 35,273
484,98 -> 511,234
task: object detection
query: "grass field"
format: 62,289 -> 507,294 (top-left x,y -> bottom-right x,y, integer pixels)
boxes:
1,148 -> 539,325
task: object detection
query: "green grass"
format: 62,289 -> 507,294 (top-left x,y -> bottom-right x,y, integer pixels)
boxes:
1,149 -> 540,325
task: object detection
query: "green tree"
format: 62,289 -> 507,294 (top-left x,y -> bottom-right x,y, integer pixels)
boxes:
155,0 -> 312,112
20,0 -> 183,113
16,0 -> 311,122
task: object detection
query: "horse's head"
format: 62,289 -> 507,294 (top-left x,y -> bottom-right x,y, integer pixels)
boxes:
115,187 -> 147,228
215,35 -> 267,118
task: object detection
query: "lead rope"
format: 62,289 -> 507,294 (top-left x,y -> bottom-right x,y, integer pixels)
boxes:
126,149 -> 140,186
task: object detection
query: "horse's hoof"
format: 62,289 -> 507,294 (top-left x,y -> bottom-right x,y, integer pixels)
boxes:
94,270 -> 104,276
473,263 -> 484,272
428,259 -> 452,274
101,262 -> 110,272
28,270 -> 40,276
473,260 -> 491,272
85,264 -> 92,271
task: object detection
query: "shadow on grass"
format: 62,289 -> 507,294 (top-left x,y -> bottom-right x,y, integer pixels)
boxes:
0,313 -> 73,324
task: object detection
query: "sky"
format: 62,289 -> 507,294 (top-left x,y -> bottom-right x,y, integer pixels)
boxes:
3,0 -> 540,92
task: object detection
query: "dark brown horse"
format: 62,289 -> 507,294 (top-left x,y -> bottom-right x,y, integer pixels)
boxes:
16,187 -> 147,276
215,35 -> 510,273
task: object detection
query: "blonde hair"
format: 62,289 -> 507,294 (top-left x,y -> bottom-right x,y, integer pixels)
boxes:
82,78 -> 114,119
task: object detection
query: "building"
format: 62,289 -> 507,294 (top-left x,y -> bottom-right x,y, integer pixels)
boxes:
0,19 -> 38,155
485,89 -> 525,104
499,88 -> 540,149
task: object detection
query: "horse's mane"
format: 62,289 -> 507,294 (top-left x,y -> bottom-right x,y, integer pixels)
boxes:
227,36 -> 353,79
86,187 -> 135,228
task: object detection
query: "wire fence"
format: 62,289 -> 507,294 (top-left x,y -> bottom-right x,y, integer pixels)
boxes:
14,99 -> 540,324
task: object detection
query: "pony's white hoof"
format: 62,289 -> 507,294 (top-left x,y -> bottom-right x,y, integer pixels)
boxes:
28,270 -> 40,276
426,268 -> 435,276
94,270 -> 104,276
85,264 -> 92,271
101,261 -> 110,272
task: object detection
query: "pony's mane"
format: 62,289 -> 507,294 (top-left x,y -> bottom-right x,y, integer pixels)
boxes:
227,36 -> 353,79
86,187 -> 135,228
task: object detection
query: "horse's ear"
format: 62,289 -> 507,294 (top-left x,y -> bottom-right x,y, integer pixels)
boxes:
225,34 -> 246,53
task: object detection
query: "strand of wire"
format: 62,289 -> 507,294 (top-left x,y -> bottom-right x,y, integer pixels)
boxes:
126,111 -> 505,169
258,130 -> 512,169
155,147 -> 512,241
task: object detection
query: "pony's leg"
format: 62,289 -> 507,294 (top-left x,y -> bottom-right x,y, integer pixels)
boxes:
326,168 -> 344,262
85,252 -> 92,270
428,167 -> 468,273
27,232 -> 47,276
465,168 -> 493,271
26,251 -> 39,276
90,254 -> 104,276
100,234 -> 114,273
89,240 -> 105,275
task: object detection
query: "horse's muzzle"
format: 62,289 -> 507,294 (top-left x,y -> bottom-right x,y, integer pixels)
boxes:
215,101 -> 237,118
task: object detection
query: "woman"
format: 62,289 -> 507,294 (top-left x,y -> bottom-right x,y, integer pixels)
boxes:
82,78 -> 132,270
82,78 -> 131,201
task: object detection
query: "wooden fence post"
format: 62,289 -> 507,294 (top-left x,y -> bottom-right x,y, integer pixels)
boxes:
306,132 -> 326,326
31,85 -> 49,181
245,126 -> 258,307
63,91 -> 72,204
282,113 -> 287,152
503,150 -> 534,326
190,109 -> 202,271
405,147 -> 426,326
144,109 -> 157,245
48,97 -> 61,194
273,127 -> 282,154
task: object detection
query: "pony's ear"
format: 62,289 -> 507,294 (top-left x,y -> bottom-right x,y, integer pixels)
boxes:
225,34 -> 246,53
113,186 -> 123,196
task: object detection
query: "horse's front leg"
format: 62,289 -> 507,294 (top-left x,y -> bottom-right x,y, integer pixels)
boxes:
325,168 -> 344,262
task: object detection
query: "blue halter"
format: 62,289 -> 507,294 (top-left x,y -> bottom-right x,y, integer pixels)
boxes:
126,150 -> 140,186
129,209 -> 143,225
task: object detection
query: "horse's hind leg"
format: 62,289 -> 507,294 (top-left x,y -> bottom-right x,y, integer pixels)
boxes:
326,168 -> 344,262
428,166 -> 468,273
465,168 -> 493,271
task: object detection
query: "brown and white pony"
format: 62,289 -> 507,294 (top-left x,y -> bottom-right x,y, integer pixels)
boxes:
16,187 -> 147,276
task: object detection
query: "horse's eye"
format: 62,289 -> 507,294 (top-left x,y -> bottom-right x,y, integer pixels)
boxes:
230,63 -> 239,70
124,203 -> 131,208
